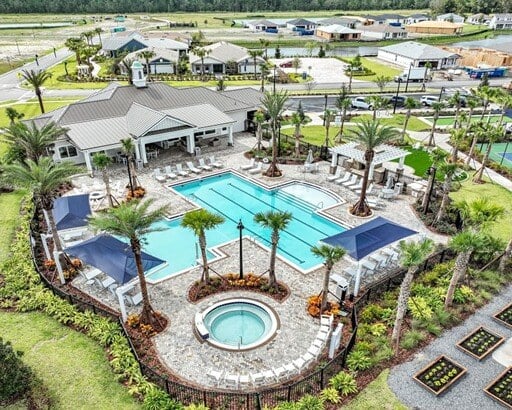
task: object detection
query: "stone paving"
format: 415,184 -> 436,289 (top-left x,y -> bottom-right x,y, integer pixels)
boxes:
68,131 -> 449,389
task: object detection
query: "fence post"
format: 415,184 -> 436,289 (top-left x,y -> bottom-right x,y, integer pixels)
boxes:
287,385 -> 291,402
440,249 -> 446,263
320,368 -> 325,388
256,392 -> 261,410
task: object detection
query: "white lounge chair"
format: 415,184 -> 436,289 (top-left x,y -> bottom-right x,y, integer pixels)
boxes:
125,291 -> 142,306
248,162 -> 263,174
153,168 -> 167,182
308,345 -> 322,358
344,177 -> 361,189
349,180 -> 363,191
224,374 -> 239,389
355,182 -> 373,195
262,369 -> 276,381
241,158 -> 256,170
367,197 -> 384,209
273,366 -> 287,380
207,370 -> 223,385
335,173 -> 352,184
208,155 -> 223,168
341,175 -> 358,187
175,163 -> 189,176
327,168 -> 344,182
186,161 -> 202,174
164,165 -> 177,179
293,357 -> 306,372
198,158 -> 212,171
239,375 -> 251,388
80,267 -> 102,282
250,372 -> 265,386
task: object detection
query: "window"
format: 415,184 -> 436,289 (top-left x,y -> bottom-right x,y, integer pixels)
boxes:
58,145 -> 78,158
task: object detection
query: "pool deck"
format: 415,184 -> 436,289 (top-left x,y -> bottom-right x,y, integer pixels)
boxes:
69,132 -> 449,389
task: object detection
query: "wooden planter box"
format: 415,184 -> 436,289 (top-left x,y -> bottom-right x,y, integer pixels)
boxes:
457,326 -> 505,360
494,303 -> 512,330
485,367 -> 512,408
413,355 -> 467,396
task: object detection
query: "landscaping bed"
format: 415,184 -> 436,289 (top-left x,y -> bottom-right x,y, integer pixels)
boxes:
413,355 -> 467,395
456,326 -> 504,360
494,302 -> 512,330
485,367 -> 512,408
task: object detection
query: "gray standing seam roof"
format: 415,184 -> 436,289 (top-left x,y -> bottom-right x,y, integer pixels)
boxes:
66,117 -> 129,151
380,41 -> 459,59
126,103 -> 167,136
223,88 -> 263,109
163,104 -> 235,128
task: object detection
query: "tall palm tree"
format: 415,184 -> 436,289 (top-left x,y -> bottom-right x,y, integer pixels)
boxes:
346,119 -> 398,216
2,121 -> 67,163
494,90 -> 512,126
466,121 -> 485,167
311,244 -> 346,312
193,47 -> 209,80
401,97 -> 419,142
367,96 -> 388,120
120,137 -> 139,194
447,91 -> 463,128
261,91 -> 288,178
21,69 -> 52,114
473,124 -> 502,183
64,37 -> 85,65
138,50 -> 156,82
449,128 -> 465,163
463,98 -> 480,166
291,111 -> 307,158
254,210 -> 292,290
323,108 -> 334,150
474,85 -> 497,122
181,209 -> 225,284
89,199 -> 168,329
5,107 -> 24,126
427,102 -> 444,146
334,89 -> 350,143
94,27 -> 104,46
3,158 -> 78,253
391,238 -> 434,350
373,75 -> 391,92
432,162 -> 459,225
259,38 -> 270,60
120,57 -> 135,84
248,49 -> 264,80
421,148 -> 448,210
253,110 -> 265,152
457,197 -> 504,233
259,62 -> 270,92
81,31 -> 94,46
92,153 -> 114,208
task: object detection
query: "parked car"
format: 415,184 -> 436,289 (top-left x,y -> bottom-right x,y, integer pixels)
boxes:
351,96 -> 372,110
279,60 -> 293,68
443,94 -> 467,107
387,95 -> 406,107
420,95 -> 440,107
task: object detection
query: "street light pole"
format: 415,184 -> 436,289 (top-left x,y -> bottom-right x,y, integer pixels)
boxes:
438,86 -> 445,102
273,66 -> 276,95
237,219 -> 244,280
323,94 -> 328,126
393,78 -> 402,114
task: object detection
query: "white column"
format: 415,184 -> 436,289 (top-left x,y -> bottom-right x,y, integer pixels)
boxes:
84,151 -> 93,175
53,250 -> 66,284
41,234 -> 51,260
116,287 -> 128,322
368,162 -> 375,181
353,263 -> 363,296
228,126 -> 234,146
134,142 -> 141,161
398,155 -> 405,170
331,152 -> 338,167
186,133 -> 195,154
140,142 -> 148,164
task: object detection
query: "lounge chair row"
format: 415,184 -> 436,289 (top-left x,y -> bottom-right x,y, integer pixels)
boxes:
153,156 -> 223,182
241,158 -> 263,175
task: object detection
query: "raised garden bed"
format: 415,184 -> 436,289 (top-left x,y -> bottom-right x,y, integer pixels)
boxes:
413,355 -> 467,396
457,326 -> 505,360
494,303 -> 512,330
485,367 -> 512,408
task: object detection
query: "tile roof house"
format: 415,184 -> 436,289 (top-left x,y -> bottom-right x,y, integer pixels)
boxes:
315,25 -> 362,41
247,19 -> 279,31
31,67 -> 262,173
189,41 -> 266,75
378,41 -> 461,69
101,31 -> 188,57
489,14 -> 512,30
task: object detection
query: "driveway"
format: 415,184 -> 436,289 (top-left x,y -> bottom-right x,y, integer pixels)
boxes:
271,57 -> 358,84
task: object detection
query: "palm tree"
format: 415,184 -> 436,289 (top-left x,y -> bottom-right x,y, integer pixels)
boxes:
432,162 -> 459,225
346,119 -> 398,216
334,92 -> 351,143
94,27 -> 104,46
311,244 -> 346,312
259,38 -> 271,60
457,197 -> 504,233
495,90 -> 512,126
391,238 -> 434,350
466,121 -> 485,167
292,56 -> 301,74
2,120 -> 67,163
64,37 -> 85,64
254,210 -> 292,290
421,148 -> 448,210
138,50 -> 156,82
291,112 -> 307,158
120,137 -> 139,194
323,108 -> 334,149
3,158 -> 78,253
427,102 -> 444,146
81,46 -> 96,67
5,107 -> 24,126
261,91 -> 288,178
119,57 -> 135,84
181,209 -> 225,284
81,30 -> 94,46
193,47 -> 209,80
89,199 -> 168,329
367,96 -> 388,120
473,124 -> 502,183
401,97 -> 419,142
21,69 -> 52,114
373,75 -> 391,92
474,85 -> 498,122
449,128 -> 465,163
499,238 -> 512,273
447,91 -> 463,128
92,153 -> 114,208
248,49 -> 264,80
253,110 -> 265,152
463,98 -> 480,166
259,62 -> 270,92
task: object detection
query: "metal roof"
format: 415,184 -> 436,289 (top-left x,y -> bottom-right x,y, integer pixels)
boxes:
223,88 -> 264,109
329,142 -> 409,164
379,41 -> 460,59
126,103 -> 167,136
66,117 -> 129,150
124,47 -> 179,64
189,41 -> 264,65
163,104 -> 235,128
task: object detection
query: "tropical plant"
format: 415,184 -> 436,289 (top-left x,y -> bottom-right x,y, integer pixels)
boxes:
329,371 -> 358,396
120,137 -> 138,194
449,128 -> 465,163
494,90 -> 512,125
473,85 -> 498,122
5,107 -> 24,126
373,75 -> 391,92
261,91 -> 288,177
89,199 -> 169,329
345,119 -> 398,216
247,49 -> 263,80
367,95 -> 388,120
323,108 -> 335,149
259,38 -> 270,60
421,148 -> 447,210
391,238 -> 434,351
473,124 -> 502,183
292,56 -> 301,74
193,47 -> 209,80
20,69 -> 52,114
64,37 -> 85,64
253,210 -> 292,290
181,209 -> 225,284
119,57 -> 135,84
290,111 -> 307,158
447,91 -> 464,128
253,110 -> 265,152
0,338 -> 33,403
138,50 -> 156,82
259,62 -> 270,92
401,97 -> 420,142
92,153 -> 114,208
311,244 -> 346,312
94,27 -> 104,46
81,30 -> 94,46
433,161 -> 459,225
427,101 -> 444,146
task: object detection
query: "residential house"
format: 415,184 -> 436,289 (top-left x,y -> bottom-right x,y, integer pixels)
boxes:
189,41 -> 265,75
30,65 -> 263,174
378,41 -> 461,69
405,14 -> 431,25
247,19 -> 279,31
317,17 -> 359,29
467,13 -> 491,25
360,24 -> 408,40
436,13 -> 465,23
101,31 -> 188,57
123,47 -> 179,74
489,14 -> 512,30
286,18 -> 317,31
406,21 -> 463,35
365,14 -> 406,26
315,25 -> 362,41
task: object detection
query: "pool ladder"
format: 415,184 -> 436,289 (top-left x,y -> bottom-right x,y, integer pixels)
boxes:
238,336 -> 243,350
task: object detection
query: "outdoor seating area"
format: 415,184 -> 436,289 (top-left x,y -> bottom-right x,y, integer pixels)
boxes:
152,157 -> 224,183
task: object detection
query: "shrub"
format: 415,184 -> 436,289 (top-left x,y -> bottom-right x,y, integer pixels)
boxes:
296,394 -> 324,410
0,338 -> 33,404
420,261 -> 453,286
407,296 -> 433,320
400,330 -> 427,350
142,386 -> 184,410
329,371 -> 358,396
319,387 -> 340,404
453,285 -> 475,304
346,350 -> 373,372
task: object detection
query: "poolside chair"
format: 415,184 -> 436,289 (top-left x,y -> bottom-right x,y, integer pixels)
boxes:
186,161 -> 202,174
341,174 -> 358,187
327,167 -> 344,182
301,352 -> 314,365
241,158 -> 256,170
79,267 -> 102,282
284,363 -> 296,376
164,165 -> 177,179
335,173 -> 351,184
125,291 -> 142,306
250,372 -> 265,386
344,177 -> 361,189
153,168 -> 167,182
273,366 -> 287,380
175,163 -> 189,176
349,179 -> 363,191
224,374 -> 239,389
355,182 -> 373,195
208,155 -> 223,168
207,370 -> 223,386
198,158 -> 212,171
239,375 -> 251,388
248,162 -> 263,174
367,197 -> 384,209
262,369 -> 276,381
293,357 -> 307,372
308,345 -> 322,359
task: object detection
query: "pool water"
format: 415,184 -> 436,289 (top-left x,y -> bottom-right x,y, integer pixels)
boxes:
145,172 -> 346,281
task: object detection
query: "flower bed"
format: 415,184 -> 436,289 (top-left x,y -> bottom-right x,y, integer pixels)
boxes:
413,355 -> 467,396
494,303 -> 512,330
456,326 -> 504,360
485,367 -> 512,408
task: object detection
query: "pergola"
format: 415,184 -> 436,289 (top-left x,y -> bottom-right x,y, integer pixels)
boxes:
329,143 -> 410,181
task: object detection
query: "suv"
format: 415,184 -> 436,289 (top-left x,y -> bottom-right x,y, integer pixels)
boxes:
388,95 -> 406,107
443,94 -> 467,108
351,96 -> 372,110
420,95 -> 439,106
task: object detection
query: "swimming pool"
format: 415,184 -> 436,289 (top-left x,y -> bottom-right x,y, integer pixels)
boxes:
145,172 -> 346,281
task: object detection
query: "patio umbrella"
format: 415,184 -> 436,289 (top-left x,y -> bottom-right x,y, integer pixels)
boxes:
306,149 -> 314,164
52,194 -> 91,231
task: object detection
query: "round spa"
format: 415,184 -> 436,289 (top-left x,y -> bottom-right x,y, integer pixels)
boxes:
196,299 -> 279,351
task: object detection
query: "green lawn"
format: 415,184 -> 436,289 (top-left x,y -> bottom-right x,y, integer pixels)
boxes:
450,176 -> 512,241
352,114 -> 431,132
0,190 -> 25,260
281,124 -> 357,146
391,146 -> 433,177
344,369 -> 407,410
350,57 -> 401,81
0,100 -> 79,128
424,115 -> 512,127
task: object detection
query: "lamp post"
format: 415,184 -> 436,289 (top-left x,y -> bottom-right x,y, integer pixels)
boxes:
35,54 -> 39,66
393,78 -> 402,114
438,86 -> 445,102
273,65 -> 276,95
322,94 -> 328,126
423,166 -> 437,214
237,219 -> 244,279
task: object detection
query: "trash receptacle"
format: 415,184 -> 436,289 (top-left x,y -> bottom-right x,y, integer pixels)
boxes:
194,147 -> 202,157
302,71 -> 307,80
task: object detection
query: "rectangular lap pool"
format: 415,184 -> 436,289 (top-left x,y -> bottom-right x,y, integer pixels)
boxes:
144,172 -> 346,281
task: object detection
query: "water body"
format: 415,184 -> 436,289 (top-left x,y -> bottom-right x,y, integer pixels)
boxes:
453,34 -> 512,48
268,46 -> 378,58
